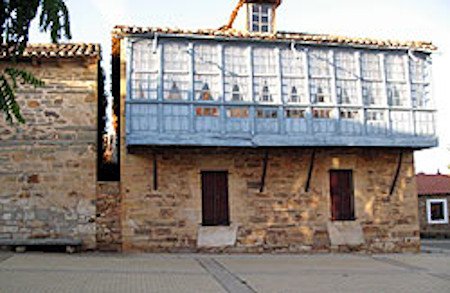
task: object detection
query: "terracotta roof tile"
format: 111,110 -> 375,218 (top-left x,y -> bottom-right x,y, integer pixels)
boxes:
416,174 -> 450,195
0,43 -> 101,59
112,25 -> 436,52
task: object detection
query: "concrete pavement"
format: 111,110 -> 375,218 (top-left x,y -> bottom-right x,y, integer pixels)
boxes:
0,252 -> 449,293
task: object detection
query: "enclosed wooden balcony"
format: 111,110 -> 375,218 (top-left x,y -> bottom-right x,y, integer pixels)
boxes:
124,38 -> 437,148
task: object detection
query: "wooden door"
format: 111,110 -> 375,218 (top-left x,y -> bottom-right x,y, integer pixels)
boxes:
330,170 -> 354,221
201,171 -> 229,226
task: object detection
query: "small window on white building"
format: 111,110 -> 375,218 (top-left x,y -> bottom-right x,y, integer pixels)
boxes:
249,4 -> 272,33
426,199 -> 449,224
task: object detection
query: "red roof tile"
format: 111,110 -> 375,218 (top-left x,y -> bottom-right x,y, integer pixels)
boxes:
112,25 -> 436,52
416,174 -> 450,195
0,43 -> 101,59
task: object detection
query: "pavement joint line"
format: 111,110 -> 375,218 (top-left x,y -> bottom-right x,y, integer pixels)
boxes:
371,256 -> 450,283
0,267 -> 206,276
371,256 -> 426,272
195,257 -> 257,293
428,273 -> 450,282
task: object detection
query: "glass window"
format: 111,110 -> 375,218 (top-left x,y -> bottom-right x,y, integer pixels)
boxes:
164,73 -> 190,100
313,108 -> 332,119
385,54 -> 405,81
336,80 -> 358,105
411,84 -> 431,108
282,78 -> 304,104
427,199 -> 449,224
309,50 -> 330,77
310,79 -> 331,104
224,46 -> 248,75
366,110 -> 384,121
194,74 -> 220,101
286,108 -> 306,118
362,82 -> 384,106
254,77 -> 277,103
231,84 -> 242,101
387,83 -> 408,107
250,4 -> 272,33
253,48 -> 277,76
256,108 -> 277,118
164,42 -> 189,72
340,109 -> 359,120
281,48 -> 304,77
361,53 -> 382,80
194,44 -> 219,74
410,57 -> 430,83
335,51 -> 357,80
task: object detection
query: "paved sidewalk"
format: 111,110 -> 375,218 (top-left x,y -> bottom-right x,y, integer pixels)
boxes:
0,252 -> 449,293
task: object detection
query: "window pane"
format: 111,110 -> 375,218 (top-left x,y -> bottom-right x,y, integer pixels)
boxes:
164,42 -> 189,71
335,51 -> 356,80
361,53 -> 381,80
385,54 -> 405,81
430,202 -> 445,221
253,48 -> 277,75
309,50 -> 330,77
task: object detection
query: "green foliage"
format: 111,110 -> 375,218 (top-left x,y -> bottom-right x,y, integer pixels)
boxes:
1,0 -> 71,124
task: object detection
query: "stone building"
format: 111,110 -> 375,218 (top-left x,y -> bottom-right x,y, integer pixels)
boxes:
416,173 -> 450,238
110,0 -> 438,253
0,43 -> 101,250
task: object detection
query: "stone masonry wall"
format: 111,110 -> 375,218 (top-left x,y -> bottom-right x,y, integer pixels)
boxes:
418,194 -> 450,238
0,58 -> 98,249
96,182 -> 122,251
119,147 -> 420,253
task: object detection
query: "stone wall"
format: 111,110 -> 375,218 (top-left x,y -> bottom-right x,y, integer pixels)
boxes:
119,147 -> 420,253
0,58 -> 99,249
96,182 -> 122,251
418,194 -> 450,238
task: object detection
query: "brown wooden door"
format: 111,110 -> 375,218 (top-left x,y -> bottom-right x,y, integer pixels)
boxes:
201,171 -> 229,226
330,170 -> 354,221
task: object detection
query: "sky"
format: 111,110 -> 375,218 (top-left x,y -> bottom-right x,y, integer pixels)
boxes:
30,0 -> 450,174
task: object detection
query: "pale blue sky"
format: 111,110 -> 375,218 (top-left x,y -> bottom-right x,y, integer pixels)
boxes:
30,0 -> 450,174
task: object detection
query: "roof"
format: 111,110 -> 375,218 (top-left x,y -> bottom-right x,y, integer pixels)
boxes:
0,43 -> 101,59
112,26 -> 436,52
416,174 -> 450,195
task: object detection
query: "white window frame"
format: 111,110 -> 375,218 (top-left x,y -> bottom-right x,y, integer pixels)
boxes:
426,199 -> 449,224
248,4 -> 272,33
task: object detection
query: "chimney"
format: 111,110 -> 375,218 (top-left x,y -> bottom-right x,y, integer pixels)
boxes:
245,0 -> 282,33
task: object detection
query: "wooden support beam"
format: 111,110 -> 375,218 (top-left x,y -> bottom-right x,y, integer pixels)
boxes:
153,152 -> 158,191
389,151 -> 403,196
260,150 -> 269,193
305,149 -> 316,192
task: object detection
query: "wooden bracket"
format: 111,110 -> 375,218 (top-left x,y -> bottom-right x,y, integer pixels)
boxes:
389,151 -> 403,196
260,150 -> 269,193
153,152 -> 158,191
305,149 -> 316,192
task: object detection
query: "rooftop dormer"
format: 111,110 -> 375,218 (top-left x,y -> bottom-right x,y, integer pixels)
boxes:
245,0 -> 281,33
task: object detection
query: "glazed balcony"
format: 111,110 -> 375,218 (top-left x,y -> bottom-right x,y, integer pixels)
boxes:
124,38 -> 437,148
